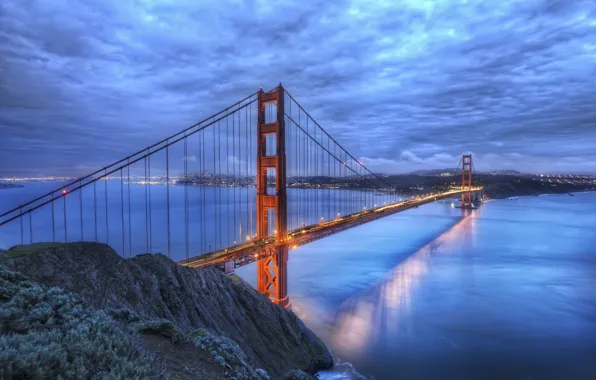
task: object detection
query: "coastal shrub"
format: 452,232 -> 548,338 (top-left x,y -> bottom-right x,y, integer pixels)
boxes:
256,368 -> 271,379
0,266 -> 160,379
106,307 -> 143,324
135,318 -> 187,343
284,369 -> 315,380
192,328 -> 270,380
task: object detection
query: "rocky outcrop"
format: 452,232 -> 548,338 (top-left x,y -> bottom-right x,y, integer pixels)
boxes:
1,242 -> 332,378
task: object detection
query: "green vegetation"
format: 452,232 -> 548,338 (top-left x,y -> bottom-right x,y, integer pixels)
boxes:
192,328 -> 270,379
1,242 -> 63,259
284,369 -> 315,380
136,318 -> 187,343
0,266 -> 161,379
1,242 -> 334,378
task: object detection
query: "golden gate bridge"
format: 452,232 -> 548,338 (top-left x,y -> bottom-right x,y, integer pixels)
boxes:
0,84 -> 482,309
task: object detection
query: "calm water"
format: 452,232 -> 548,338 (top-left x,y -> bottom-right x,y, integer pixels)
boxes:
0,181 -> 397,259
237,192 -> 596,379
2,184 -> 596,379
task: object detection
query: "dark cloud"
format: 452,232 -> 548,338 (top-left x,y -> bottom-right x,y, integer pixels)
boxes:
1,0 -> 595,175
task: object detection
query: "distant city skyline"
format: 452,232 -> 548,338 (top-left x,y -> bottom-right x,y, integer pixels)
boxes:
2,169 -> 595,181
1,0 -> 595,175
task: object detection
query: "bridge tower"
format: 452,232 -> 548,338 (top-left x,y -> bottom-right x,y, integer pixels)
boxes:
461,154 -> 473,208
256,85 -> 290,308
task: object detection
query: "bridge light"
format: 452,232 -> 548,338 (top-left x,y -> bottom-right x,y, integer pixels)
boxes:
62,189 -> 68,195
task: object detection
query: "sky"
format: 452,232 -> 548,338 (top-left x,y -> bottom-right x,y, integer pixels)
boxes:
1,0 -> 595,176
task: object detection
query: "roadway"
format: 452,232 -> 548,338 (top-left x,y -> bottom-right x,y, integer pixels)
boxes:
178,188 -> 482,270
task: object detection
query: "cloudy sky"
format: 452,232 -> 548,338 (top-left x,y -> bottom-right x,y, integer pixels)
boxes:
1,0 -> 595,176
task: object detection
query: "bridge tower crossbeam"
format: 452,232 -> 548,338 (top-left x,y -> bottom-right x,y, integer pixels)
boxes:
256,85 -> 290,308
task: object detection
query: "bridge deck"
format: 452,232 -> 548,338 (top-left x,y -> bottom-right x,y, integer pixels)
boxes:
178,188 -> 481,270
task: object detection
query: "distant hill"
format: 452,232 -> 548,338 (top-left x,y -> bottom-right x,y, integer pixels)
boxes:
408,169 -> 525,177
408,168 -> 458,176
488,170 -> 522,176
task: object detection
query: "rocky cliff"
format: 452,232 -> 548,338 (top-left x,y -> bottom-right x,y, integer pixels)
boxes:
0,242 -> 332,379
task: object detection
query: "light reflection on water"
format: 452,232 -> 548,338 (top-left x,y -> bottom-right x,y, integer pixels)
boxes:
330,212 -> 478,356
239,193 -> 596,380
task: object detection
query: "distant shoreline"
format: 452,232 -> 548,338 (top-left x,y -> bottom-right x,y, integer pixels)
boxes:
486,188 -> 596,201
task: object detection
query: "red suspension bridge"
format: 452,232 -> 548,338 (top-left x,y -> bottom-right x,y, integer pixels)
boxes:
0,85 -> 482,308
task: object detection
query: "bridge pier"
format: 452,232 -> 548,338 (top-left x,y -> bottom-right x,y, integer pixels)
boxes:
256,85 -> 290,308
224,260 -> 235,275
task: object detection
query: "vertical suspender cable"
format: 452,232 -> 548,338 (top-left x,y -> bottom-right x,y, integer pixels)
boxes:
64,195 -> 67,242
166,145 -> 171,258
202,128 -> 206,253
218,120 -> 222,249
52,196 -> 56,242
121,169 -> 124,256
128,163 -> 132,257
184,135 -> 189,260
105,170 -> 109,244
213,121 -> 217,250
144,158 -> 148,253
20,207 -> 23,244
198,132 -> 203,254
148,153 -> 152,253
94,181 -> 97,241
226,115 -> 230,246
79,180 -> 83,240
233,110 -> 237,243
249,100 -> 253,238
